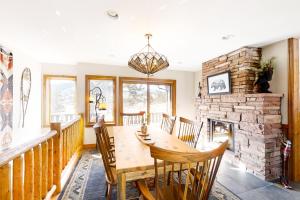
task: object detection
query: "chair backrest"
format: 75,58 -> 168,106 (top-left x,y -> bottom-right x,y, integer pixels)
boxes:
150,140 -> 228,200
121,111 -> 145,126
178,117 -> 203,148
93,122 -> 115,183
161,113 -> 176,135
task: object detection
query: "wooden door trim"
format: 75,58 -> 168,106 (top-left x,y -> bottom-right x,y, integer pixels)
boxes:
288,38 -> 300,181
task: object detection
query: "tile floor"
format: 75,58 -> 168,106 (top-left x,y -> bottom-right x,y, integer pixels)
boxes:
217,160 -> 300,200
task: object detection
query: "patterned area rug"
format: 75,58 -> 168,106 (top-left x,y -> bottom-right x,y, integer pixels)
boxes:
58,150 -> 240,200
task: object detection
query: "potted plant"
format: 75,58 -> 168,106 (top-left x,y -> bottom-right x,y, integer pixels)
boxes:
254,57 -> 276,93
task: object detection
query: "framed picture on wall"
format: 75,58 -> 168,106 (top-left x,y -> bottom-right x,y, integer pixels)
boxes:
207,71 -> 231,95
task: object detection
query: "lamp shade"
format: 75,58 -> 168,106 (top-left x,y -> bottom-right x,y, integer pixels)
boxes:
128,34 -> 169,76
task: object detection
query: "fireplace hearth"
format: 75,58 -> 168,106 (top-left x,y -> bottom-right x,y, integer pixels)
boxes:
209,119 -> 234,151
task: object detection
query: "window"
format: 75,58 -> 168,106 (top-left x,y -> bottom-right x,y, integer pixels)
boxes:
119,77 -> 176,125
43,75 -> 77,126
85,75 -> 116,126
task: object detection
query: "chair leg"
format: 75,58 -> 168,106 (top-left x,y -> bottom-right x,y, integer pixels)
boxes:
167,171 -> 171,185
106,183 -> 112,200
105,183 -> 108,197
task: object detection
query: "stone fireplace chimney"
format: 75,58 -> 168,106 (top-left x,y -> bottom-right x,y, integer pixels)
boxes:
196,47 -> 283,181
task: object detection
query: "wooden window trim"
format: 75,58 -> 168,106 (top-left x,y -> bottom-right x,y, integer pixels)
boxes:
85,75 -> 117,127
118,77 -> 176,125
42,75 -> 77,127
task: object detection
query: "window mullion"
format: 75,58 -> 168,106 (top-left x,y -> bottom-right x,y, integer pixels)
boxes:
147,83 -> 150,125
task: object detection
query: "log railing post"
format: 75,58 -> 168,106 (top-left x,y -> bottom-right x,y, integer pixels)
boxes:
24,149 -> 34,200
80,113 -> 84,148
63,129 -> 67,168
13,156 -> 24,200
41,141 -> 48,199
50,122 -> 62,194
33,145 -> 42,200
47,138 -> 53,190
0,163 -> 11,200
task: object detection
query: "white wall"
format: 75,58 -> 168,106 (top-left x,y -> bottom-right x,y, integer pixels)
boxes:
41,63 -> 196,144
13,49 -> 42,130
261,40 -> 288,124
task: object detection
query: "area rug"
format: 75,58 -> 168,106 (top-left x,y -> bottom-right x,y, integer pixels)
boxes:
58,150 -> 240,200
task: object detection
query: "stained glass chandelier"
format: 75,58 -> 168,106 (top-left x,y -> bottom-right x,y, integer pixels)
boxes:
128,34 -> 169,76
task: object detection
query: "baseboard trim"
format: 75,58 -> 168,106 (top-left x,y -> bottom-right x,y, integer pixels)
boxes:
83,144 -> 96,149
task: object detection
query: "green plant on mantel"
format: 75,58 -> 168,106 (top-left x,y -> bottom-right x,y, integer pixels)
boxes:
260,57 -> 276,71
254,57 -> 276,93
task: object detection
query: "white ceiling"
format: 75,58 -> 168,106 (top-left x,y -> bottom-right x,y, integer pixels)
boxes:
1,0 -> 300,71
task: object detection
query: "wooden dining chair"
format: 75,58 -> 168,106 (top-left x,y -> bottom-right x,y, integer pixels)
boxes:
121,111 -> 145,126
94,123 -> 117,199
161,113 -> 176,135
178,117 -> 203,148
94,118 -> 115,164
137,140 -> 228,200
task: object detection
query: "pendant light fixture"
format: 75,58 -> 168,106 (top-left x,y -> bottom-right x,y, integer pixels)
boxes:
128,34 -> 169,76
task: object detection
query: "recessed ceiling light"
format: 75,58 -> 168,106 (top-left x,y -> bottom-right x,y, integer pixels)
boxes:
61,26 -> 67,33
106,10 -> 119,19
55,10 -> 61,16
222,34 -> 235,40
177,61 -> 183,64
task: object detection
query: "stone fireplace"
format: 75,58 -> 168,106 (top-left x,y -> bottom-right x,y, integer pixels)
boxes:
196,47 -> 283,181
208,119 -> 234,151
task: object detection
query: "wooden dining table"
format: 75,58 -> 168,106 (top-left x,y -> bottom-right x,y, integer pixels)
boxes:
112,126 -> 200,200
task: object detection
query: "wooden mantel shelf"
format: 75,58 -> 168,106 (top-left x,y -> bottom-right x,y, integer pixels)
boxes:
196,93 -> 284,100
244,93 -> 284,98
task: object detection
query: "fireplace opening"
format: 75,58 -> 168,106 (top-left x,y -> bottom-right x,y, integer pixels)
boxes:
208,119 -> 234,151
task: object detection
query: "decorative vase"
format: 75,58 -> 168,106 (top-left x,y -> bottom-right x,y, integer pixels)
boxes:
141,123 -> 147,134
254,67 -> 274,93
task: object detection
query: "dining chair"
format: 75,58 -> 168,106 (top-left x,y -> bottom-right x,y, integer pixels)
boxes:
94,123 -> 117,199
161,113 -> 176,135
121,111 -> 145,126
137,140 -> 228,200
178,117 -> 203,148
95,118 -> 115,164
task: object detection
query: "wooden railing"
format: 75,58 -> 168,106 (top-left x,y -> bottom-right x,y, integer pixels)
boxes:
0,114 -> 84,200
149,112 -> 163,124
50,114 -> 78,124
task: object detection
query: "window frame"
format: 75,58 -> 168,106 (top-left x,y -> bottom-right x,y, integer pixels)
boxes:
85,75 -> 117,127
42,75 -> 77,126
119,77 -> 176,125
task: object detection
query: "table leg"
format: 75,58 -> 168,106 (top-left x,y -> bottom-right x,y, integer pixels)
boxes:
117,173 -> 126,200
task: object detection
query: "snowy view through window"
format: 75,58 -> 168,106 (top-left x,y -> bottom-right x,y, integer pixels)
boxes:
123,83 -> 171,124
50,79 -> 76,122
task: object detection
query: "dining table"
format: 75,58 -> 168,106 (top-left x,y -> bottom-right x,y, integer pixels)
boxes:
112,125 -> 200,200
